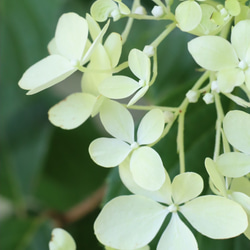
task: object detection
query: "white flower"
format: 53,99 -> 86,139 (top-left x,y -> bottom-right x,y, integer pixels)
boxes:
89,100 -> 166,190
94,171 -> 248,250
49,228 -> 76,250
18,12 -> 109,95
188,20 -> 250,93
98,49 -> 151,106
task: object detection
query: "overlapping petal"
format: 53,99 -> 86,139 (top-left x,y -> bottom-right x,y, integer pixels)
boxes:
137,109 -> 165,145
130,147 -> 166,191
100,100 -> 134,143
188,36 -> 238,71
171,172 -> 203,204
48,93 -> 96,129
223,110 -> 250,154
157,213 -> 198,250
89,138 -> 132,167
216,152 -> 250,177
91,0 -> 117,22
94,195 -> 168,250
180,195 -> 248,239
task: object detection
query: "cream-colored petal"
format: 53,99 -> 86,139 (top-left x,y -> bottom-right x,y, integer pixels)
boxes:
94,195 -> 168,249
188,36 -> 238,71
100,100 -> 135,143
180,195 -> 248,239
217,68 -> 244,93
18,55 -> 75,95
130,147 -> 166,191
205,158 -> 227,197
216,152 -> 250,178
175,1 -> 202,32
127,86 -> 149,106
137,109 -> 165,145
119,157 -> 172,204
86,14 -> 101,41
99,76 -> 140,99
231,177 -> 250,197
48,93 -> 96,129
223,110 -> 250,155
89,138 -> 131,167
157,213 -> 198,250
231,20 -> 250,60
55,13 -> 88,61
172,172 -> 203,204
104,32 -> 122,68
128,49 -> 150,82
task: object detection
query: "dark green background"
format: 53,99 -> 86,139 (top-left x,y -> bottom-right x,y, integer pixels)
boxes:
0,0 -> 249,249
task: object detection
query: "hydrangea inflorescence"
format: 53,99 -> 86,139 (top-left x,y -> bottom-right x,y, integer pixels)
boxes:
18,0 -> 250,249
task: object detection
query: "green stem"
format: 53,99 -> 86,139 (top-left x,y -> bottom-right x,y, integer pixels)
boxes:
149,48 -> 158,86
150,22 -> 176,48
125,104 -> 178,112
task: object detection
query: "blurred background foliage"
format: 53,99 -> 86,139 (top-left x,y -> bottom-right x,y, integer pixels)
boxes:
0,0 -> 249,249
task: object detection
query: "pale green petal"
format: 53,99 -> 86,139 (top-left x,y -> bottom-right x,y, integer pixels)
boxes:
91,0 -> 117,22
231,177 -> 250,197
55,13 -> 88,61
81,44 -> 112,96
217,68 -> 244,93
157,213 -> 198,250
104,32 -> 122,67
130,147 -> 166,191
137,109 -> 165,145
245,68 -> 250,91
127,86 -> 149,106
47,38 -> 59,55
231,20 -> 250,61
49,228 -> 76,250
81,20 -> 110,64
180,195 -> 248,239
99,76 -> 140,99
205,158 -> 227,197
172,172 -> 203,204
128,49 -> 150,81
48,93 -> 96,129
216,152 -> 250,177
86,14 -> 101,41
188,36 -> 238,71
94,195 -> 168,249
223,110 -> 250,154
89,138 -> 131,167
230,192 -> 250,239
226,0 -> 241,16
18,55 -> 75,95
119,157 -> 172,204
175,1 -> 202,32
115,0 -> 130,14
100,100 -> 134,143
91,95 -> 107,117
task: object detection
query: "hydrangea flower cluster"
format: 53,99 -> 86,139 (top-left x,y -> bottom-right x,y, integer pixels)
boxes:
18,0 -> 250,249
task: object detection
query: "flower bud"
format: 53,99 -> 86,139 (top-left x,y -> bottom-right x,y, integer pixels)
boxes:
143,45 -> 154,57
186,90 -> 200,103
203,93 -> 214,104
151,6 -> 164,17
134,6 -> 147,15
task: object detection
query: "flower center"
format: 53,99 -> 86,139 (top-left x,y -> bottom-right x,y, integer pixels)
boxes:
130,142 -> 139,150
139,79 -> 146,87
168,204 -> 178,213
238,60 -> 248,70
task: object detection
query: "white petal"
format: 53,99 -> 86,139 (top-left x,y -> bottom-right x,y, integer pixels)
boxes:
172,172 -> 203,204
49,228 -> 76,250
119,157 -> 172,204
128,49 -> 150,82
188,36 -> 238,71
205,158 -> 227,197
48,93 -> 96,129
55,13 -> 88,60
100,100 -> 135,143
216,152 -> 250,177
217,68 -> 244,93
157,213 -> 198,250
90,0 -> 117,22
18,55 -> 75,95
130,147 -> 166,191
180,195 -> 248,239
104,32 -> 122,68
99,76 -> 140,99
94,195 -> 168,249
223,110 -> 250,154
245,68 -> 250,91
127,86 -> 149,106
86,14 -> 101,41
137,109 -> 165,145
231,20 -> 250,60
89,138 -> 131,167
175,1 -> 202,32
